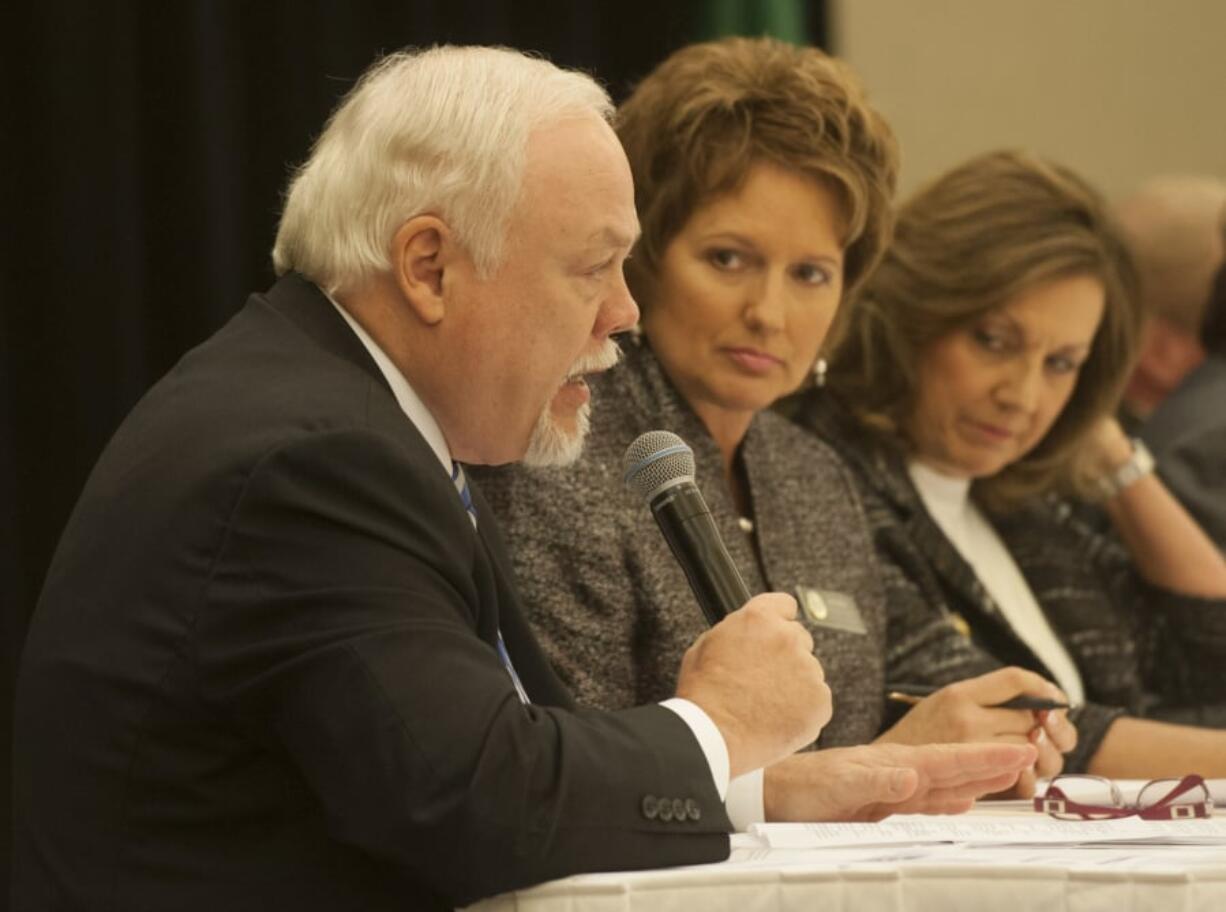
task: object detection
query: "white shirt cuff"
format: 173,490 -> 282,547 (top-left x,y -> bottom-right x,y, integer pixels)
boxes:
659,699 -> 768,831
726,769 -> 765,830
659,697 -> 729,800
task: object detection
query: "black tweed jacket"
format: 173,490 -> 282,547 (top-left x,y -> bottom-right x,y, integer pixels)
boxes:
794,391 -> 1226,771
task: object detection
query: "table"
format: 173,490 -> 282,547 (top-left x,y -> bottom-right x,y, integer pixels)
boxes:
467,853 -> 1226,911
465,814 -> 1226,911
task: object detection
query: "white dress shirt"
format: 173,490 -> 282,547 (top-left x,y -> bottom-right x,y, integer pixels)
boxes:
328,297 -> 764,827
909,461 -> 1086,704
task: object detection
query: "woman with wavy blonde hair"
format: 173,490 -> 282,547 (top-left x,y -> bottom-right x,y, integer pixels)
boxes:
799,149 -> 1226,777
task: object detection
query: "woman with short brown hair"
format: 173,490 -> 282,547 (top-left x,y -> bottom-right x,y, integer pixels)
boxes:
618,35 -> 896,313
480,40 -> 1074,808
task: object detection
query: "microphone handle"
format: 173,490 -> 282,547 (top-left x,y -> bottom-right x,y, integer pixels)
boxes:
650,483 -> 752,626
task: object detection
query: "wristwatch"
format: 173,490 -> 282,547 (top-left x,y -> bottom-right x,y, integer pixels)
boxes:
1096,437 -> 1155,499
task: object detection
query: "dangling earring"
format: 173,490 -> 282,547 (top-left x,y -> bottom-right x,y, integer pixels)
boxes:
812,357 -> 827,389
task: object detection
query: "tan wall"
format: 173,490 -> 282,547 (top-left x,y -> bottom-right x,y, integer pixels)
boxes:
832,0 -> 1226,201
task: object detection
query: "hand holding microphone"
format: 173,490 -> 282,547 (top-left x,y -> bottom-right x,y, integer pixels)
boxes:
624,430 -> 832,776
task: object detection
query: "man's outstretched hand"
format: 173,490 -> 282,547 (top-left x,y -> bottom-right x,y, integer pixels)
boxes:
763,742 -> 1038,822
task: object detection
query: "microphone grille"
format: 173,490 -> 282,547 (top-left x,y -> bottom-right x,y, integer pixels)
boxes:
623,430 -> 695,502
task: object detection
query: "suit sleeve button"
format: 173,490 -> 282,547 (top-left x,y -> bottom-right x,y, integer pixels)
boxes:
685,798 -> 702,821
658,798 -> 674,822
641,795 -> 659,820
672,798 -> 687,822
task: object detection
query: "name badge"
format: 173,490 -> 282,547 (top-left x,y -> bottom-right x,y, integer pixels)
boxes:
795,586 -> 867,635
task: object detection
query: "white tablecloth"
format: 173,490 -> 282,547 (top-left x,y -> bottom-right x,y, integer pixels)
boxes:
467,855 -> 1226,912
466,808 -> 1226,912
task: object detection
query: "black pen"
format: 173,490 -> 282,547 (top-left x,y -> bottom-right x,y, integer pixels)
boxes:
886,683 -> 1070,711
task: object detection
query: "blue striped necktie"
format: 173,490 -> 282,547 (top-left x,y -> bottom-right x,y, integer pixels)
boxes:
450,461 -> 479,528
450,461 -> 530,705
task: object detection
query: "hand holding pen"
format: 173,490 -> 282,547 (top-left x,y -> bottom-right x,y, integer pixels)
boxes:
874,667 -> 1078,798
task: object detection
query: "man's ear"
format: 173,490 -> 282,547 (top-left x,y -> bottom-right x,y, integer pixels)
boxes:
390,215 -> 453,326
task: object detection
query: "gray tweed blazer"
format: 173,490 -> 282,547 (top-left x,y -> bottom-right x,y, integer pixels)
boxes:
794,391 -> 1226,771
474,336 -> 994,748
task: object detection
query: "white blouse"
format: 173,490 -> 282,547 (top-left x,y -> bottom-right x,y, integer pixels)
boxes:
908,461 -> 1086,705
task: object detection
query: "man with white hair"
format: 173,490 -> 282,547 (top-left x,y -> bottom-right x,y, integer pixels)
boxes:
12,47 -> 1033,911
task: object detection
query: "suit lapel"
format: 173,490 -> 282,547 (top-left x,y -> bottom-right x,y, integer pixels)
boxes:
882,458 -> 1055,679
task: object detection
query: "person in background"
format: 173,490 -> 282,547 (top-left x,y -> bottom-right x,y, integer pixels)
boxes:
11,46 -> 1035,912
796,149 -> 1226,781
1115,175 -> 1226,426
478,37 -> 1070,803
1142,225 -> 1226,549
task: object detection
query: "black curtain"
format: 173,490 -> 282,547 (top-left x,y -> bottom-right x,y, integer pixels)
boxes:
2,0 -> 827,889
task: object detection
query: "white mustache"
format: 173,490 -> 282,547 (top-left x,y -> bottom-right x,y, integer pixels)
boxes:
565,338 -> 622,381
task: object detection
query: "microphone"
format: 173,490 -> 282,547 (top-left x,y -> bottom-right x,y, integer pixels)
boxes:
623,430 -> 752,626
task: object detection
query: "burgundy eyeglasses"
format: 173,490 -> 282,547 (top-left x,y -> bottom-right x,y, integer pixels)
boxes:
1033,774 -> 1213,821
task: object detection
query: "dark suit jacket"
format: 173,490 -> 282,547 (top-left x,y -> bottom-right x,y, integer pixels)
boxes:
12,274 -> 729,912
1141,356 -> 1226,550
